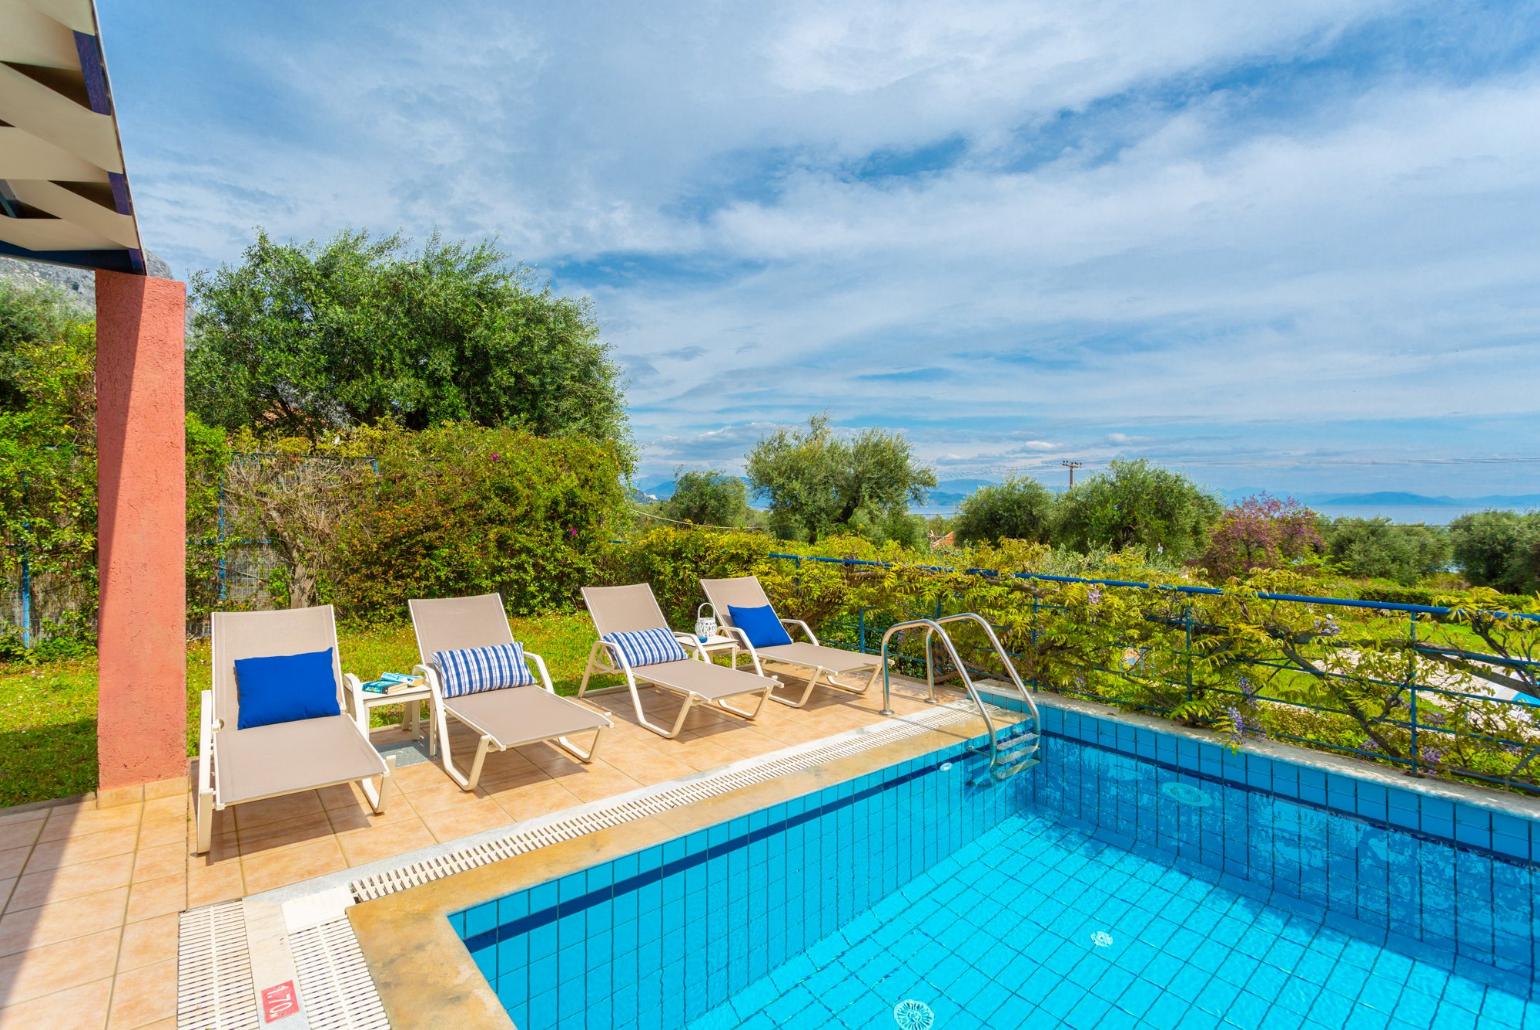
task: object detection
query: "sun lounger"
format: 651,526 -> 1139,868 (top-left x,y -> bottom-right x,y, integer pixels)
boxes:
410,593 -> 612,791
196,605 -> 391,854
701,575 -> 884,707
579,583 -> 779,738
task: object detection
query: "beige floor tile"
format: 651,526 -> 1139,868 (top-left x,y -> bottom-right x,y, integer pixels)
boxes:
489,779 -> 584,823
336,818 -> 437,867
397,776 -> 489,816
0,810 -> 49,832
24,827 -> 139,874
140,797 -> 187,823
0,926 -> 119,1006
134,816 -> 185,850
230,791 -> 325,831
418,799 -> 514,842
93,786 -> 144,810
0,849 -> 26,882
240,837 -> 345,895
0,974 -> 112,1030
129,843 -> 185,885
385,761 -> 448,793
141,777 -> 188,802
124,873 -> 186,924
185,861 -> 244,908
38,804 -> 142,843
235,814 -> 334,857
4,853 -> 135,912
116,912 -> 179,972
0,818 -> 43,853
106,956 -> 176,1029
0,880 -> 11,912
0,886 -> 128,957
549,765 -> 643,804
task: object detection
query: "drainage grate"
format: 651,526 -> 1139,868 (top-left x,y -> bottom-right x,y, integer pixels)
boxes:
349,700 -> 988,903
290,919 -> 391,1030
177,901 -> 259,1030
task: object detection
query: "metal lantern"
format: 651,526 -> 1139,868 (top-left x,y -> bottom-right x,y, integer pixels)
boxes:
693,603 -> 719,641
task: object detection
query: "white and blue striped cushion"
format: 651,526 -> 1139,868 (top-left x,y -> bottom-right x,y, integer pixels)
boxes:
432,642 -> 537,698
602,627 -> 689,668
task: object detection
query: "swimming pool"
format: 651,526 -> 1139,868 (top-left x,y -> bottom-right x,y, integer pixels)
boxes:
452,704 -> 1538,1028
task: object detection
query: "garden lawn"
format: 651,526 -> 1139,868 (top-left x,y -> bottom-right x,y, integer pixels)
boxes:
0,612 -> 621,809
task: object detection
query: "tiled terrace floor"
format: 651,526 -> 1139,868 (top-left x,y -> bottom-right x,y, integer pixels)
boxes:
0,672 -> 952,1029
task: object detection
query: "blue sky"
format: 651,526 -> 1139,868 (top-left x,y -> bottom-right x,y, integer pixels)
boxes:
98,1 -> 1540,497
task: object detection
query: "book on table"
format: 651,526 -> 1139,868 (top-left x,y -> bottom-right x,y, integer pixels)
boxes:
360,671 -> 423,695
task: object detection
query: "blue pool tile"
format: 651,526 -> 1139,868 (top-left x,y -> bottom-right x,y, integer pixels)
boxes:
1419,796 -> 1455,839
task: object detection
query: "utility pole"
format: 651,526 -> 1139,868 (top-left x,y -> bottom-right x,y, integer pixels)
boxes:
1061,460 -> 1083,489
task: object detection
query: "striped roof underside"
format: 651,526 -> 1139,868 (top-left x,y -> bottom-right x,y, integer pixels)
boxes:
0,0 -> 143,273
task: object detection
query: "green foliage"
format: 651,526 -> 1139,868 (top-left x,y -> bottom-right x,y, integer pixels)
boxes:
0,283 -> 229,653
1449,510 -> 1540,594
187,229 -> 630,459
745,415 -> 936,544
1054,459 -> 1221,561
1323,518 -> 1451,586
953,476 -> 1055,546
327,423 -> 627,617
658,469 -> 750,527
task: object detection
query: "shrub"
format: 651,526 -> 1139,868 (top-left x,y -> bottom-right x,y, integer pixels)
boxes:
1196,495 -> 1323,582
1323,518 -> 1451,586
328,423 -> 626,618
953,477 -> 1056,546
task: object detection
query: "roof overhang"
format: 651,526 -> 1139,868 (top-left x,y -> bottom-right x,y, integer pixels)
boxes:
0,0 -> 144,274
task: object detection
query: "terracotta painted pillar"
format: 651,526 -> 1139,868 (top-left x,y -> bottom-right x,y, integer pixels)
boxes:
95,271 -> 188,790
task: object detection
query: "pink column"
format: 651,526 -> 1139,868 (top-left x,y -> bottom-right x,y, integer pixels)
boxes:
95,271 -> 188,790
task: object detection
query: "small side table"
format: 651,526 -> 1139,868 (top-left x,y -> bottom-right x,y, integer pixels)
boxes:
679,633 -> 741,670
347,678 -> 436,757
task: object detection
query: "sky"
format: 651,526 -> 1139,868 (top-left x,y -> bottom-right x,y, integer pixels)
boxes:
97,1 -> 1540,499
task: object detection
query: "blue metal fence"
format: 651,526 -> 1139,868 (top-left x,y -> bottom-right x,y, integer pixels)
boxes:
765,552 -> 1540,795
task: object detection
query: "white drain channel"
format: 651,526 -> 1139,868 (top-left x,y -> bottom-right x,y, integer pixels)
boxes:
176,700 -> 990,1028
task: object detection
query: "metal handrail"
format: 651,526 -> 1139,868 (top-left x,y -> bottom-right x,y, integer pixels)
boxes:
879,613 -> 1042,777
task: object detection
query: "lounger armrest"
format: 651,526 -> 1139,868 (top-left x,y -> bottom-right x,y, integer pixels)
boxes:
525,651 -> 557,693
197,689 -> 215,802
781,618 -> 820,645
413,662 -> 444,700
342,671 -> 365,724
672,631 -> 710,661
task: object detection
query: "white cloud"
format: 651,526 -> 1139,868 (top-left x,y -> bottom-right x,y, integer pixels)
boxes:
102,0 -> 1540,493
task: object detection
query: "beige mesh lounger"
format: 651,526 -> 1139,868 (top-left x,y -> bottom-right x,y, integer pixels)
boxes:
578,583 -> 779,738
701,575 -> 884,708
410,593 -> 612,791
195,605 -> 391,854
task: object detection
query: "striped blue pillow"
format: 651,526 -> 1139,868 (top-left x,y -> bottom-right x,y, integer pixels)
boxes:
602,627 -> 689,668
432,642 -> 537,698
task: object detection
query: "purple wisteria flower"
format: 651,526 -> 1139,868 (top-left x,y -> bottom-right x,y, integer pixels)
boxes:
1087,587 -> 1103,607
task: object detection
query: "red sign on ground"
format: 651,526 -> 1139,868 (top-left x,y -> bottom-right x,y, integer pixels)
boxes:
261,981 -> 301,1023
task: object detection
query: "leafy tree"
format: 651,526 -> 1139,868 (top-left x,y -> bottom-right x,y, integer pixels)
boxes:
1053,460 -> 1220,560
658,469 -> 749,527
745,416 -> 936,543
953,477 -> 1056,546
1449,511 -> 1540,594
187,229 -> 629,457
1197,494 -> 1323,581
1323,518 -> 1451,586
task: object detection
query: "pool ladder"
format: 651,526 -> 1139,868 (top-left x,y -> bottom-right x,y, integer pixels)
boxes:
877,613 -> 1043,783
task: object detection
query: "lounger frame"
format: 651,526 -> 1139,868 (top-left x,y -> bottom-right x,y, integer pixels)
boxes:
414,651 -> 605,791
410,593 -> 610,792
576,637 -> 773,738
195,606 -> 391,855
701,576 -> 884,708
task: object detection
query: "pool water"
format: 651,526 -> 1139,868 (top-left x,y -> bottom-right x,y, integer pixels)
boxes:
688,811 -> 1528,1029
453,706 -> 1538,1030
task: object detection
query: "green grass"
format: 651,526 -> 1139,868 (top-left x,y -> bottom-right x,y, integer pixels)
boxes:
0,612 -> 621,809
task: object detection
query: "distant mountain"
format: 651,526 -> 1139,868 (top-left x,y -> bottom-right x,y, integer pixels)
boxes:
0,253 -> 173,310
1220,488 -> 1540,510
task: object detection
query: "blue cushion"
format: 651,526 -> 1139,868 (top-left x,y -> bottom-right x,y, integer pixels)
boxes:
233,647 -> 341,730
729,605 -> 793,648
602,627 -> 689,668
434,642 -> 537,698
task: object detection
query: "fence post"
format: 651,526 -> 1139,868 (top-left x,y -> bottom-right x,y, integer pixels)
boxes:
858,608 -> 867,654
1183,603 -> 1194,705
1408,610 -> 1420,777
18,544 -> 32,650
216,482 -> 227,602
